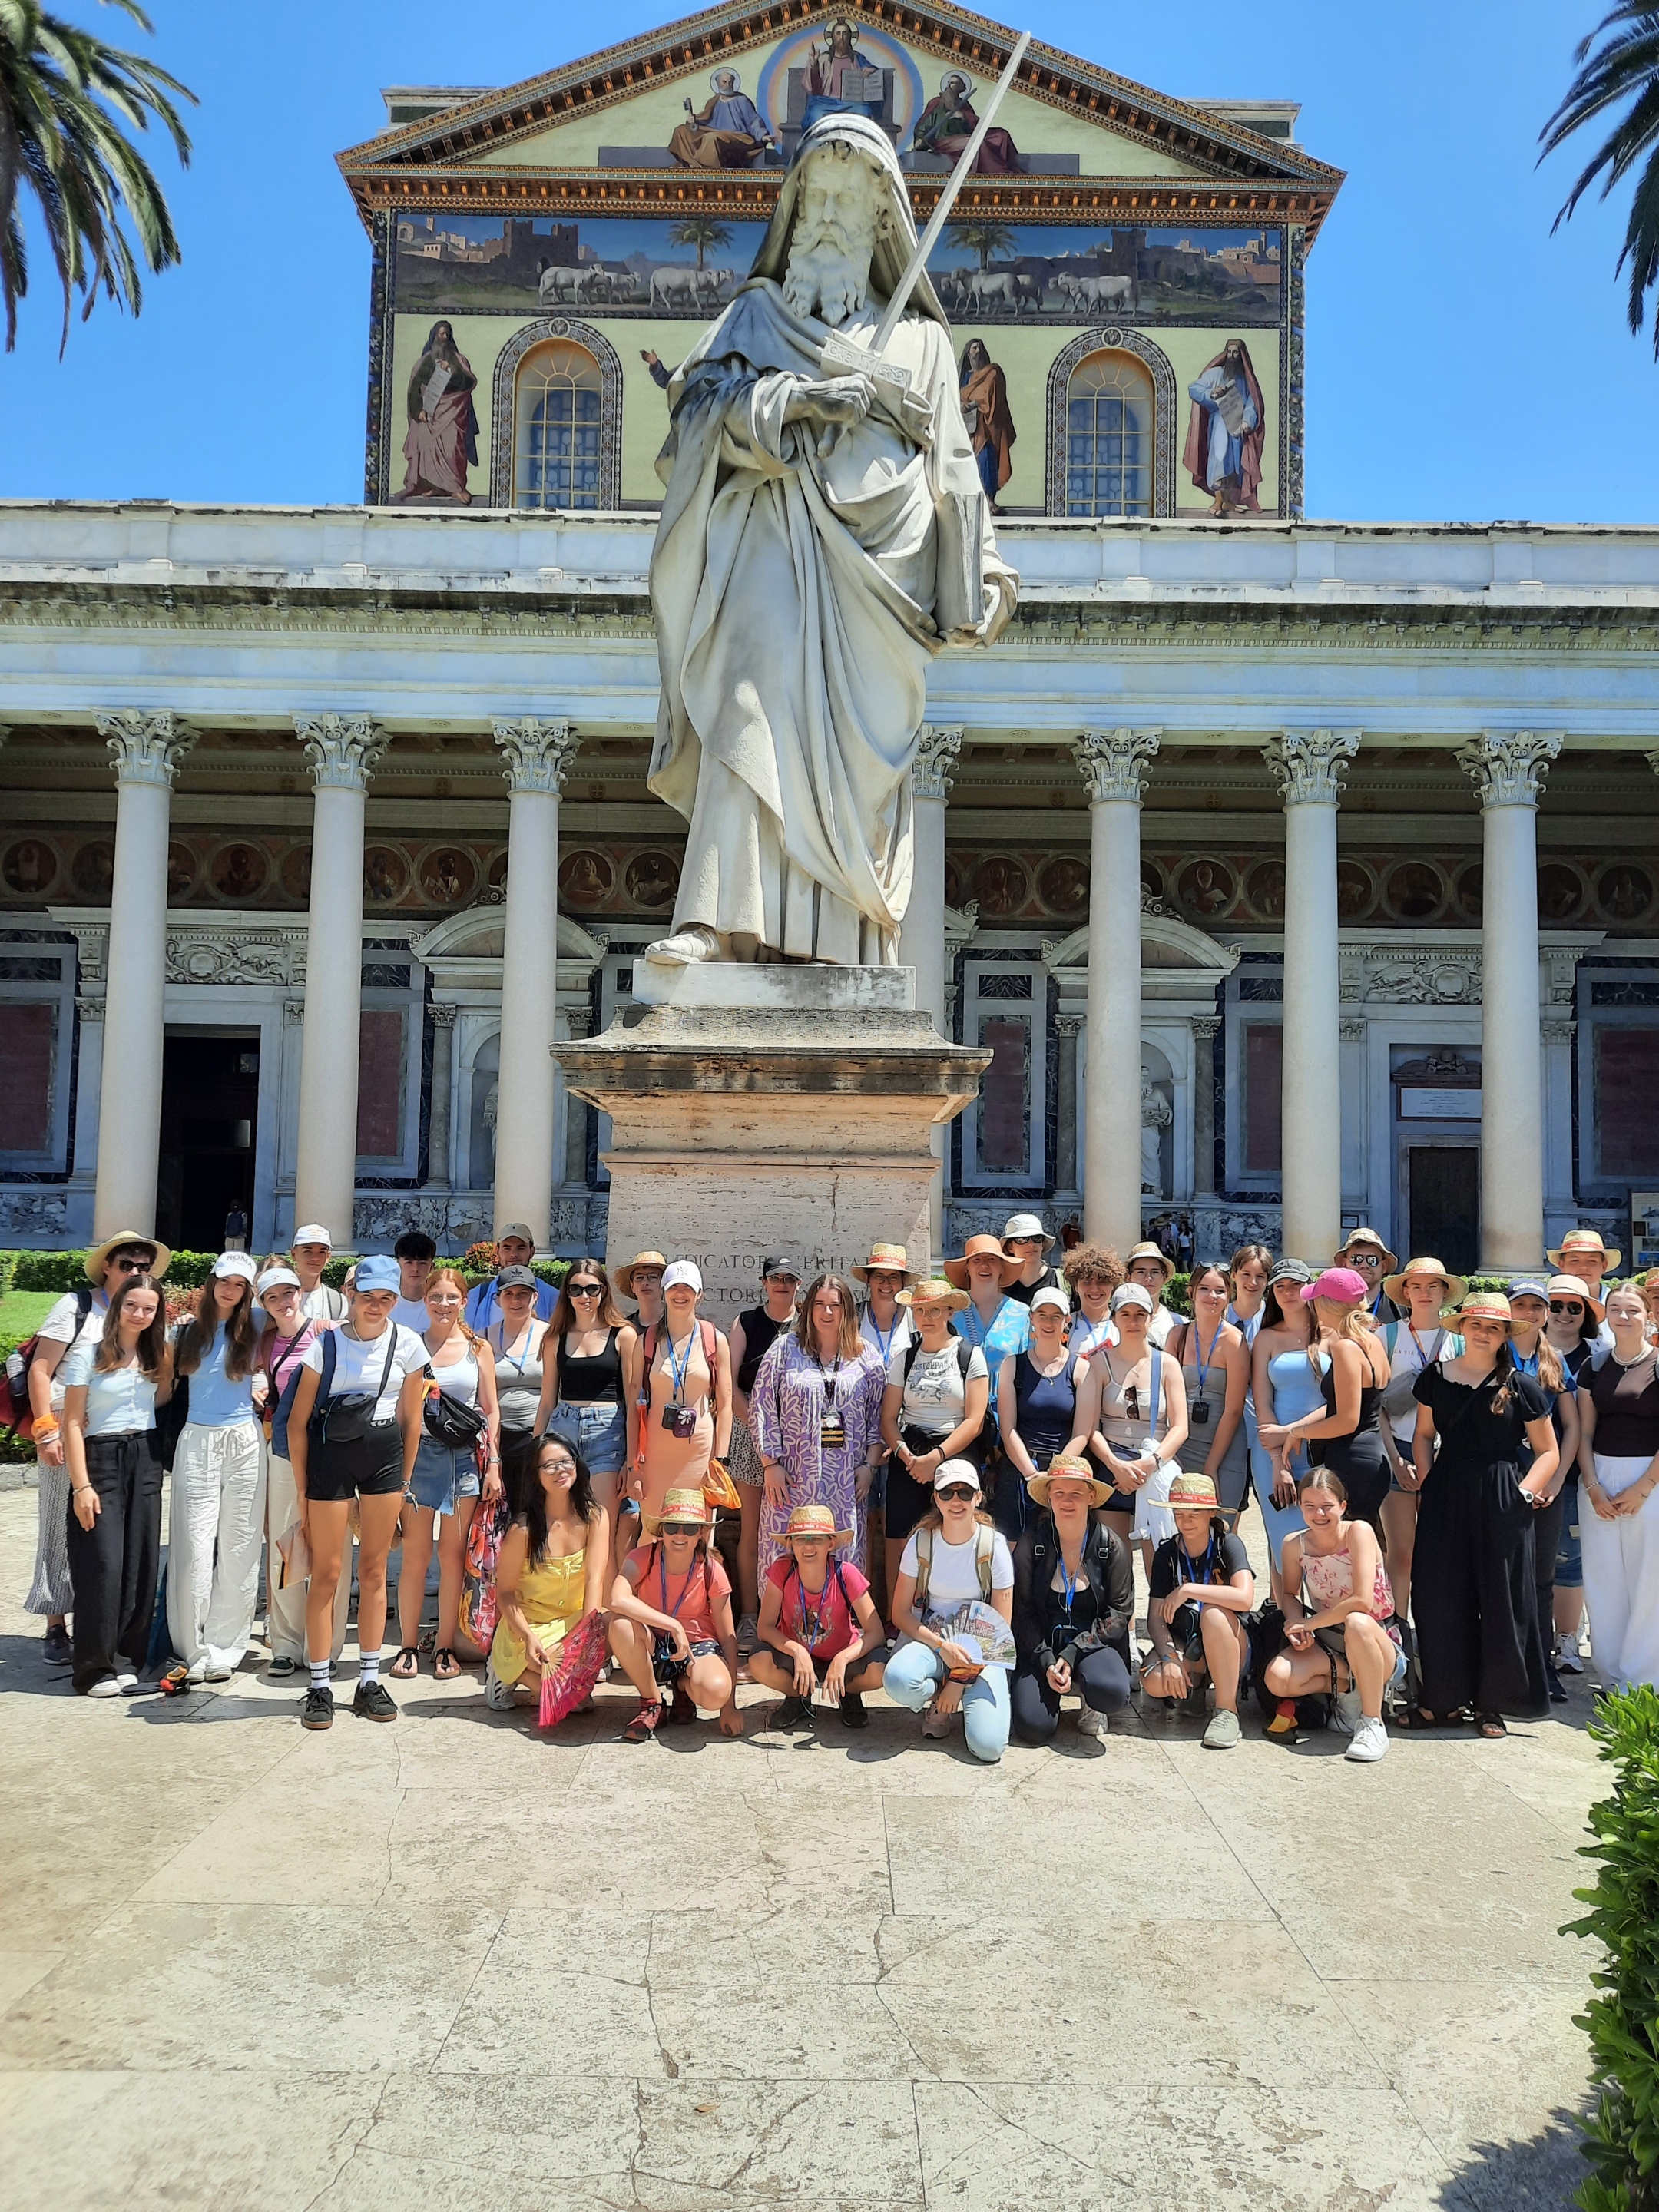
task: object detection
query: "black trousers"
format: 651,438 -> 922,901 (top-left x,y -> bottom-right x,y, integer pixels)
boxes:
1011,1646 -> 1132,1743
1414,1459 -> 1547,1717
1531,1487 -> 1567,1656
65,1431 -> 163,1694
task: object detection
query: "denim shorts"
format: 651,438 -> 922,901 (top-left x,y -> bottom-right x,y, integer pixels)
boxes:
1555,1475 -> 1583,1587
409,1435 -> 481,1517
548,1398 -> 628,1476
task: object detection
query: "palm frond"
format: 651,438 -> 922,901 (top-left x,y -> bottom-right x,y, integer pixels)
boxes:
1541,2 -> 1659,348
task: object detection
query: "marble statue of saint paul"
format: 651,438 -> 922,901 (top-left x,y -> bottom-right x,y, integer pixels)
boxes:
644,114 -> 1017,972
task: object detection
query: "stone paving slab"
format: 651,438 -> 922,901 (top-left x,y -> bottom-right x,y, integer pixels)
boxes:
0,1487 -> 1601,2208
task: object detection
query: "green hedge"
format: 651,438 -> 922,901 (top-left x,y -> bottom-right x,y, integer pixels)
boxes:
7,1249 -> 572,1293
1565,1684 -> 1659,2212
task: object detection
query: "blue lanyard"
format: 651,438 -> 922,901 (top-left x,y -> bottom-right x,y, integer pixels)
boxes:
664,1326 -> 697,1404
867,1313 -> 896,1363
1057,1532 -> 1087,1618
1184,1535 -> 1217,1594
1192,1317 -> 1221,1397
658,1545 -> 705,1618
1514,1346 -> 1540,1378
788,1563 -> 836,1647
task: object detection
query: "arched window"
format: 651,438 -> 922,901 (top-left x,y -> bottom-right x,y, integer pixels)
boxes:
513,339 -> 603,511
1064,350 -> 1154,518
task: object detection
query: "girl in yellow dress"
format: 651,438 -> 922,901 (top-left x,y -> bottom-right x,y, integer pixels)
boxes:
485,1436 -> 611,1711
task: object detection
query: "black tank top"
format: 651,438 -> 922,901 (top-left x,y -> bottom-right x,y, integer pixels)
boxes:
736,1303 -> 789,1394
556,1325 -> 623,1405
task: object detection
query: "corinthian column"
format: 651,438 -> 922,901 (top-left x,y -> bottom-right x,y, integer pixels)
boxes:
293,714 -> 389,1243
902,724 -> 962,1030
1265,729 -> 1360,1263
1074,727 -> 1160,1252
1458,729 -> 1561,1270
492,718 -> 580,1248
91,710 -> 194,1237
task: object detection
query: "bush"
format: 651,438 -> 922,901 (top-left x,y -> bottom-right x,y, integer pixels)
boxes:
1565,1684 -> 1659,2212
1162,1272 -> 1191,1316
0,1251 -> 17,1297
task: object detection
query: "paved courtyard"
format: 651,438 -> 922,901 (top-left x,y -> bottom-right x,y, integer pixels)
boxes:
0,1482 -> 1602,2212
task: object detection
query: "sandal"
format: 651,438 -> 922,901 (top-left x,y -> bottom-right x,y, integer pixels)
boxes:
1393,1705 -> 1467,1730
1475,1711 -> 1508,1739
389,1647 -> 419,1680
624,1700 -> 664,1743
433,1648 -> 461,1681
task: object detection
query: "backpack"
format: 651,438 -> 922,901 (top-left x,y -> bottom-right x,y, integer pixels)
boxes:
912,1520 -> 995,1613
901,1335 -> 988,1465
1,1286 -> 94,1439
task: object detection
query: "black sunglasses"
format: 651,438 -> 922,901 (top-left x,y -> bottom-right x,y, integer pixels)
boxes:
1549,1300 -> 1586,1315
935,1485 -> 977,1502
568,1281 -> 604,1296
111,1255 -> 153,1273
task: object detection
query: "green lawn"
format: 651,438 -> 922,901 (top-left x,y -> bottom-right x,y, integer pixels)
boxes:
0,1290 -> 55,1356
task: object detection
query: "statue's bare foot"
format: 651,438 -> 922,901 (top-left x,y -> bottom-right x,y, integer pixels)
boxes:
644,923 -> 722,968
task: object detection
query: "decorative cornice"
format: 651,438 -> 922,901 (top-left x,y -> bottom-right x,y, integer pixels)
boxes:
294,713 -> 389,791
97,708 -> 194,788
913,724 -> 965,802
493,717 -> 581,794
1455,729 -> 1561,810
1072,726 -> 1161,804
1263,727 -> 1360,805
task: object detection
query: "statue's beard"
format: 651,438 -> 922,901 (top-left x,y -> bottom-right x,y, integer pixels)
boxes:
782,229 -> 876,326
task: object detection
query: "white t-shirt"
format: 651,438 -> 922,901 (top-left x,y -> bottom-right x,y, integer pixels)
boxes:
899,1525 -> 1015,1607
886,1339 -> 988,1435
301,1323 -> 428,1422
391,1296 -> 432,1335
37,1290 -> 108,1415
299,1283 -> 348,1323
860,1307 -> 915,1363
1379,1320 -> 1457,1443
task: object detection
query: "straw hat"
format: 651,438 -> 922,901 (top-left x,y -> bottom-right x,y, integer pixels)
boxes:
941,1234 -> 1019,1292
851,1241 -> 921,1286
1028,1454 -> 1113,1509
657,1488 -> 712,1529
1547,1227 -> 1621,1273
1381,1255 -> 1467,1308
783,1502 -> 854,1546
1338,1226 -> 1399,1273
1167,1471 -> 1236,1518
1546,1272 -> 1604,1325
1124,1240 -> 1174,1283
84,1227 -> 171,1284
895,1275 -> 971,1311
613,1250 -> 667,1299
1452,1290 -> 1512,1326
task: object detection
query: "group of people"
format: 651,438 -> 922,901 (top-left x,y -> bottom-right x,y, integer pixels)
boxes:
22,1208 -> 1659,1765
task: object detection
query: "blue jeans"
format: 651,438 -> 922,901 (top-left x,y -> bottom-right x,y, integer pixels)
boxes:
883,1641 -> 1011,1763
409,1436 -> 480,1516
548,1399 -> 628,1477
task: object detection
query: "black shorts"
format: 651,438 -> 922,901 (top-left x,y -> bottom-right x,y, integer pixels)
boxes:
306,1421 -> 405,1503
883,1455 -> 938,1543
651,1634 -> 720,1681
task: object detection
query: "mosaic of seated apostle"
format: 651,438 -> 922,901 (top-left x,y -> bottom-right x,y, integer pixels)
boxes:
645,114 -> 1017,971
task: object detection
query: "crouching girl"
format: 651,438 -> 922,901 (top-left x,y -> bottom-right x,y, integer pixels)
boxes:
608,1488 -> 743,1743
749,1502 -> 887,1731
1263,1466 -> 1405,1763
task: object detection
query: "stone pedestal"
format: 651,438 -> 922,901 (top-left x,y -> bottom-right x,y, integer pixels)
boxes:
555,968 -> 988,1322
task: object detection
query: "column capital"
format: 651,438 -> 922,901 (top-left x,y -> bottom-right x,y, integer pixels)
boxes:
1191,1015 -> 1222,1039
430,1002 -> 458,1031
294,713 -> 389,790
492,717 -> 580,794
1072,727 -> 1161,805
97,708 -> 195,788
1055,1012 -> 1085,1036
1263,727 -> 1360,805
75,995 -> 104,1025
1457,729 -> 1562,809
913,724 -> 965,801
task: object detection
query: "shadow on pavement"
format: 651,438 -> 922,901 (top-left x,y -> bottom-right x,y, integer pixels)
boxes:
1438,2105 -> 1591,2210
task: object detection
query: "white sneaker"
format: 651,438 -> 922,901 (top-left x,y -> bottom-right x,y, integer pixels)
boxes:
1075,1704 -> 1107,1738
1346,1715 -> 1389,1763
86,1674 -> 121,1699
114,1669 -> 139,1693
186,1659 -> 208,1686
484,1659 -> 517,1713
1556,1631 -> 1584,1675
204,1664 -> 233,1684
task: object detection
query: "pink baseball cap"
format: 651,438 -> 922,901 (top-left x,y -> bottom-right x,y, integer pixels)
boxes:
1302,1266 -> 1369,1304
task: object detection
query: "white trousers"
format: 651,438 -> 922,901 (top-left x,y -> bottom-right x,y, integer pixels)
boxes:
1582,1454 -> 1659,1691
167,1420 -> 266,1673
264,1445 -> 349,1661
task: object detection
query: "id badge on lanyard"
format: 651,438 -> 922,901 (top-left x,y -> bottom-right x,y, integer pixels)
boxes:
820,1358 -> 845,1449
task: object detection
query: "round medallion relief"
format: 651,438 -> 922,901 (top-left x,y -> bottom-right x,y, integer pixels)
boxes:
280,845 -> 313,902
1036,856 -> 1090,916
558,850 -> 614,907
943,856 -> 964,909
624,850 -> 680,910
167,842 -> 197,899
1452,862 -> 1483,922
1141,860 -> 1166,905
418,847 -> 476,906
1175,858 -> 1236,917
973,856 -> 1030,917
71,840 -> 115,900
363,846 -> 408,903
1383,861 -> 1445,922
210,843 -> 268,901
487,849 -> 508,889
1597,863 -> 1654,923
2,838 -> 59,897
1336,859 -> 1376,922
1243,860 -> 1286,921
1537,862 -> 1586,923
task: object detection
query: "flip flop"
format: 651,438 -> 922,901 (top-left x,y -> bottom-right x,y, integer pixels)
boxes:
389,1647 -> 419,1679
433,1648 -> 461,1681
1393,1705 -> 1466,1730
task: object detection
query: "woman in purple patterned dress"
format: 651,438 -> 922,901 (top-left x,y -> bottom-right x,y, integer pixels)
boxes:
750,1274 -> 886,1575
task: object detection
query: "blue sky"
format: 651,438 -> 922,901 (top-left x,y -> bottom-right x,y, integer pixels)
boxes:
2,0 -> 1652,522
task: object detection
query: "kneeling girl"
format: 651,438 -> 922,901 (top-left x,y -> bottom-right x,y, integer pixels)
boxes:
749,1501 -> 887,1730
486,1435 -> 611,1711
1263,1466 -> 1404,1763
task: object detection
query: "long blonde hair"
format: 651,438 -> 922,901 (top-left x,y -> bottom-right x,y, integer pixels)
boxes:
426,1267 -> 481,1345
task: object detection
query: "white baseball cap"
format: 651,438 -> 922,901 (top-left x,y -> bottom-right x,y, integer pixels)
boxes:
212,1251 -> 259,1284
1030,1285 -> 1071,1316
291,1224 -> 333,1250
256,1266 -> 301,1293
1110,1283 -> 1154,1314
661,1260 -> 704,1293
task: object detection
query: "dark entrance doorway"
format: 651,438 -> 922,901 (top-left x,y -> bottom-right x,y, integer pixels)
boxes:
157,1031 -> 260,1254
1408,1146 -> 1479,1277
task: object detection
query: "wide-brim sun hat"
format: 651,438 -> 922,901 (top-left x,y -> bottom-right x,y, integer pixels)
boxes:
896,1276 -> 972,1312
851,1241 -> 921,1286
942,1234 -> 1021,1292
1167,1470 -> 1237,1518
85,1228 -> 171,1284
1339,1227 -> 1399,1273
1453,1290 -> 1512,1326
658,1487 -> 713,1528
1028,1454 -> 1113,1508
1546,1272 -> 1605,1324
613,1250 -> 667,1298
1002,1212 -> 1055,1256
1302,1266 -> 1370,1306
784,1502 -> 854,1546
1548,1228 -> 1622,1273
1124,1240 -> 1174,1283
1382,1256 -> 1466,1308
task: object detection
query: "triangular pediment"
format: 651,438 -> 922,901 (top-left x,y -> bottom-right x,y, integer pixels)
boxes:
339,0 -> 1339,230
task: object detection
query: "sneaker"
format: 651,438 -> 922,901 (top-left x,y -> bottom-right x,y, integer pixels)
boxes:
623,1700 -> 664,1743
204,1664 -> 233,1684
668,1681 -> 698,1727
838,1690 -> 869,1730
1346,1715 -> 1389,1762
1075,1702 -> 1107,1738
1556,1631 -> 1584,1675
302,1684 -> 334,1730
267,1654 -> 298,1679
114,1668 -> 139,1693
353,1679 -> 398,1724
1203,1707 -> 1241,1750
921,1705 -> 955,1739
186,1659 -> 208,1686
41,1624 -> 72,1670
484,1660 -> 517,1712
737,1611 -> 759,1654
773,1694 -> 813,1730
84,1674 -> 121,1699
1547,1663 -> 1568,1705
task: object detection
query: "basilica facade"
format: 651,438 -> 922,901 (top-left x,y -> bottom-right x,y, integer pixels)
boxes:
0,2 -> 1655,1277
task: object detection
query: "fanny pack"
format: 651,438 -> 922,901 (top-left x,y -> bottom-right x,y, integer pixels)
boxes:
422,1381 -> 487,1450
309,1330 -> 398,1448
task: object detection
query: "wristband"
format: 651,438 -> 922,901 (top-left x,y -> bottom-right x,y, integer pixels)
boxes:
32,1416 -> 60,1440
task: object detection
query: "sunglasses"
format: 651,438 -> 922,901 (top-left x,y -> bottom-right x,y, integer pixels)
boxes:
935,1485 -> 977,1503
1008,1237 -> 1045,1248
1346,1252 -> 1383,1267
111,1254 -> 154,1272
1549,1300 -> 1586,1316
660,1521 -> 704,1536
568,1282 -> 604,1296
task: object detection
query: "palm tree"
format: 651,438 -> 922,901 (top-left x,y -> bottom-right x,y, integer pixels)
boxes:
1541,3 -> 1659,352
955,220 -> 1015,271
667,215 -> 732,271
0,0 -> 194,353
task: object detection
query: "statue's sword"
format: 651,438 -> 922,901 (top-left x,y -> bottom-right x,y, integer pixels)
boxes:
816,28 -> 1031,442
